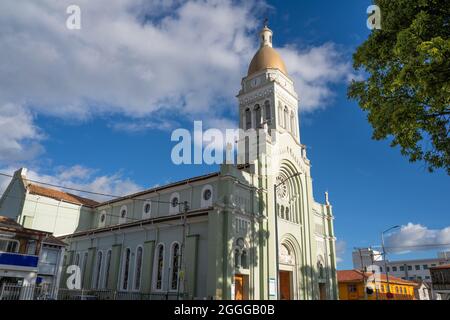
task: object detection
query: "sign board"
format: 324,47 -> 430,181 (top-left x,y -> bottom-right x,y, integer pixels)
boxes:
269,278 -> 276,297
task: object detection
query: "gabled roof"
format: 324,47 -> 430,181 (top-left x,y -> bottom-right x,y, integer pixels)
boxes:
27,183 -> 99,207
337,269 -> 417,286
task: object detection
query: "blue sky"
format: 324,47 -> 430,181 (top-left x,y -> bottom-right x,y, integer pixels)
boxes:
0,0 -> 448,269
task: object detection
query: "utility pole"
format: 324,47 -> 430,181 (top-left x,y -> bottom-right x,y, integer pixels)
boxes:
177,201 -> 189,300
381,226 -> 400,299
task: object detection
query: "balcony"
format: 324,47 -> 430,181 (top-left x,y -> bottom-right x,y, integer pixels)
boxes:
0,252 -> 39,269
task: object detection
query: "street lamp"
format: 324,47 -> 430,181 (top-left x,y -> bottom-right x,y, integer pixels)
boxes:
274,172 -> 302,300
381,225 -> 400,299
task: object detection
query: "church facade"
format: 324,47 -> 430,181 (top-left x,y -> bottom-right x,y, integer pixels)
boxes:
0,25 -> 338,300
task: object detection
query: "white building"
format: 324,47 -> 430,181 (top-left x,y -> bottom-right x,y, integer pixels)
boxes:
352,248 -> 450,282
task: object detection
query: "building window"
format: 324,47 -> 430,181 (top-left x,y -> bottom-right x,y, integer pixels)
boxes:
170,242 -> 180,291
278,103 -> 283,127
104,250 -> 111,289
74,253 -> 80,267
423,265 -> 428,270
169,193 -> 180,214
241,250 -> 248,269
284,107 -> 289,131
94,251 -> 103,289
380,266 -> 383,272
415,265 -> 420,270
254,104 -> 261,128
0,238 -> 19,253
99,211 -> 106,227
387,266 -> 390,272
143,201 -> 151,219
119,205 -> 127,223
234,248 -> 240,268
408,265 -> 412,271
348,284 -> 357,293
245,108 -> 251,129
392,266 -> 397,272
134,246 -> 143,291
121,248 -> 131,291
264,100 -> 271,122
400,266 -> 405,271
155,244 -> 165,290
81,252 -> 88,288
201,185 -> 213,208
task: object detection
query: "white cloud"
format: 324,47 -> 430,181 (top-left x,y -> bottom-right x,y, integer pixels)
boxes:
0,0 -> 353,128
0,165 -> 142,202
384,223 -> 450,253
0,104 -> 44,164
279,43 -> 354,111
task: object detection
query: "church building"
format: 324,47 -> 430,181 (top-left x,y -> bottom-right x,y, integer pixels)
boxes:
0,24 -> 338,300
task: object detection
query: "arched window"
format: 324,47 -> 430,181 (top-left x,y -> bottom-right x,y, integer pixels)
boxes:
245,108 -> 251,130
119,205 -> 127,224
234,248 -> 241,268
99,211 -> 106,227
170,243 -> 180,291
278,103 -> 283,127
241,250 -> 248,269
290,111 -> 296,135
94,251 -> 103,289
285,207 -> 290,221
134,246 -> 143,291
169,193 -> 180,215
264,100 -> 271,122
254,104 -> 261,128
104,250 -> 111,289
317,257 -> 325,279
142,201 -> 151,219
155,244 -> 165,290
244,136 -> 250,165
284,107 -> 289,131
81,252 -> 88,288
121,248 -> 131,291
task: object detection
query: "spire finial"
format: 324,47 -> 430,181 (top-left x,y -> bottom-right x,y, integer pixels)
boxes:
264,17 -> 269,28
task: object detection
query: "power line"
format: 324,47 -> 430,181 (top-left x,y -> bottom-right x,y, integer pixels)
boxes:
0,171 -> 176,205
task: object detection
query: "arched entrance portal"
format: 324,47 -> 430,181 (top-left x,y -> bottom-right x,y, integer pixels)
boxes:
278,243 -> 295,300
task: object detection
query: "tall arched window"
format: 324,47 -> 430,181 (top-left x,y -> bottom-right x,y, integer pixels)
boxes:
94,251 -> 103,289
121,248 -> 131,291
155,244 -> 165,290
104,250 -> 111,289
284,107 -> 289,132
81,252 -> 88,288
244,136 -> 250,165
254,104 -> 261,128
264,100 -> 271,122
278,103 -> 283,127
245,108 -> 252,129
170,242 -> 180,291
134,246 -> 143,291
290,111 -> 295,135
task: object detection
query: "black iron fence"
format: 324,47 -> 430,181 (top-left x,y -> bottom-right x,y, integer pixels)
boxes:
0,284 -> 182,300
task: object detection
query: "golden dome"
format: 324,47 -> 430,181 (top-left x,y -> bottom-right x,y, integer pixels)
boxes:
247,46 -> 288,76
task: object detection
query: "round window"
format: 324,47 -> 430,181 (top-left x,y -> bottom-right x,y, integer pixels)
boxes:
144,203 -> 151,214
171,197 -> 179,208
203,189 -> 212,201
121,209 -> 126,218
100,214 -> 105,223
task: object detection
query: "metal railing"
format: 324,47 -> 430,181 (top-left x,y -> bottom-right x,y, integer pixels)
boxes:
0,284 -> 183,300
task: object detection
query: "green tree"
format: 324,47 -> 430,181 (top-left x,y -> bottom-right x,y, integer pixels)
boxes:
348,0 -> 449,174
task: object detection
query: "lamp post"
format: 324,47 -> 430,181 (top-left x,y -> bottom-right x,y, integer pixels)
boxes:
381,225 -> 400,299
274,172 -> 301,300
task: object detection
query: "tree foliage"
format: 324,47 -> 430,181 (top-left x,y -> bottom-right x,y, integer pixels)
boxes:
348,0 -> 450,174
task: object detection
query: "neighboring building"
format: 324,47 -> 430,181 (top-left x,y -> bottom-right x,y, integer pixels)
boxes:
0,216 -> 65,299
413,281 -> 431,300
0,168 -> 98,236
337,269 -> 417,300
0,24 -> 339,300
352,248 -> 450,283
430,264 -> 450,300
352,248 -> 382,270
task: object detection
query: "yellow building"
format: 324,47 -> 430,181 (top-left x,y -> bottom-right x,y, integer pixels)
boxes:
337,269 -> 417,300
